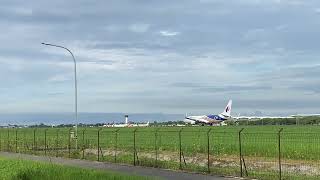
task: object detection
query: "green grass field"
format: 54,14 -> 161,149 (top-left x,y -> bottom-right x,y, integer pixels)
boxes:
0,157 -> 155,180
1,125 -> 320,180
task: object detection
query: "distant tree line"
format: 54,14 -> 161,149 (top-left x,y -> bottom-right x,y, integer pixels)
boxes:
7,117 -> 320,128
227,116 -> 320,126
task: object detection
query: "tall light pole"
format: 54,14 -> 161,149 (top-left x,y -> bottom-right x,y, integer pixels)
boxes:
41,42 -> 78,149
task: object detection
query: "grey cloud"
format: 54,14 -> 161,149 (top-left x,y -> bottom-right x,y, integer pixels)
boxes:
171,82 -> 271,93
292,84 -> 320,94
47,92 -> 65,96
195,86 -> 272,93
1,0 -> 320,114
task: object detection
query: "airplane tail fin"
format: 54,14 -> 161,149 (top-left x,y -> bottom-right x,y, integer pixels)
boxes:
220,100 -> 232,117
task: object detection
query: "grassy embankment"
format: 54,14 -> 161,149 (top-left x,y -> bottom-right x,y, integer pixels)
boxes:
0,157 -> 156,180
1,125 -> 320,180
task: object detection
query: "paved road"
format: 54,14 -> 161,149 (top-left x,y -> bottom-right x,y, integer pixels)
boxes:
0,152 -> 240,180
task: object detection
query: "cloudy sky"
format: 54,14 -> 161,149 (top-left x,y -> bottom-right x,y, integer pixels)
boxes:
1,0 -> 320,115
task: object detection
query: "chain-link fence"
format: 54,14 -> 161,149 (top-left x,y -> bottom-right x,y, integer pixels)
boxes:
0,127 -> 319,180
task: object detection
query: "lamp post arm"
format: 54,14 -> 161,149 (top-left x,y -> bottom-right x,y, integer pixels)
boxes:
41,42 -> 78,149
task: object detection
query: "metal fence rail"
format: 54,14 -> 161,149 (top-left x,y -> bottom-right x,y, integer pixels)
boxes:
0,127 -> 319,180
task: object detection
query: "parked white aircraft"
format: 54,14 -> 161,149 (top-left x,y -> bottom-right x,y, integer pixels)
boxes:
184,100 -> 232,125
103,115 -> 150,128
104,122 -> 150,128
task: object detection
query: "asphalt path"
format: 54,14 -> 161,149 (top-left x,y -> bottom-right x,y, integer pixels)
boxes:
0,152 -> 241,180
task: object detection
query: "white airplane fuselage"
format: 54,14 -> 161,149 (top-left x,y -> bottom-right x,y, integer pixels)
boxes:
184,115 -> 230,124
184,100 -> 232,125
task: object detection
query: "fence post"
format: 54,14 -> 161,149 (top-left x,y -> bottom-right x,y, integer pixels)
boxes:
207,128 -> 212,173
155,128 -> 160,167
278,128 -> 283,180
68,128 -> 72,158
15,129 -> 18,153
179,128 -> 183,170
97,128 -> 102,161
238,128 -> 244,177
44,129 -> 47,156
133,128 -> 137,166
33,128 -> 37,154
0,129 -> 2,151
114,129 -> 119,163
81,129 -> 85,159
7,129 -> 9,151
56,129 -> 59,157
0,129 -> 3,151
23,130 -> 26,153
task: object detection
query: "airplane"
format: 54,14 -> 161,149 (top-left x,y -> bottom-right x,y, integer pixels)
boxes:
184,100 -> 232,125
